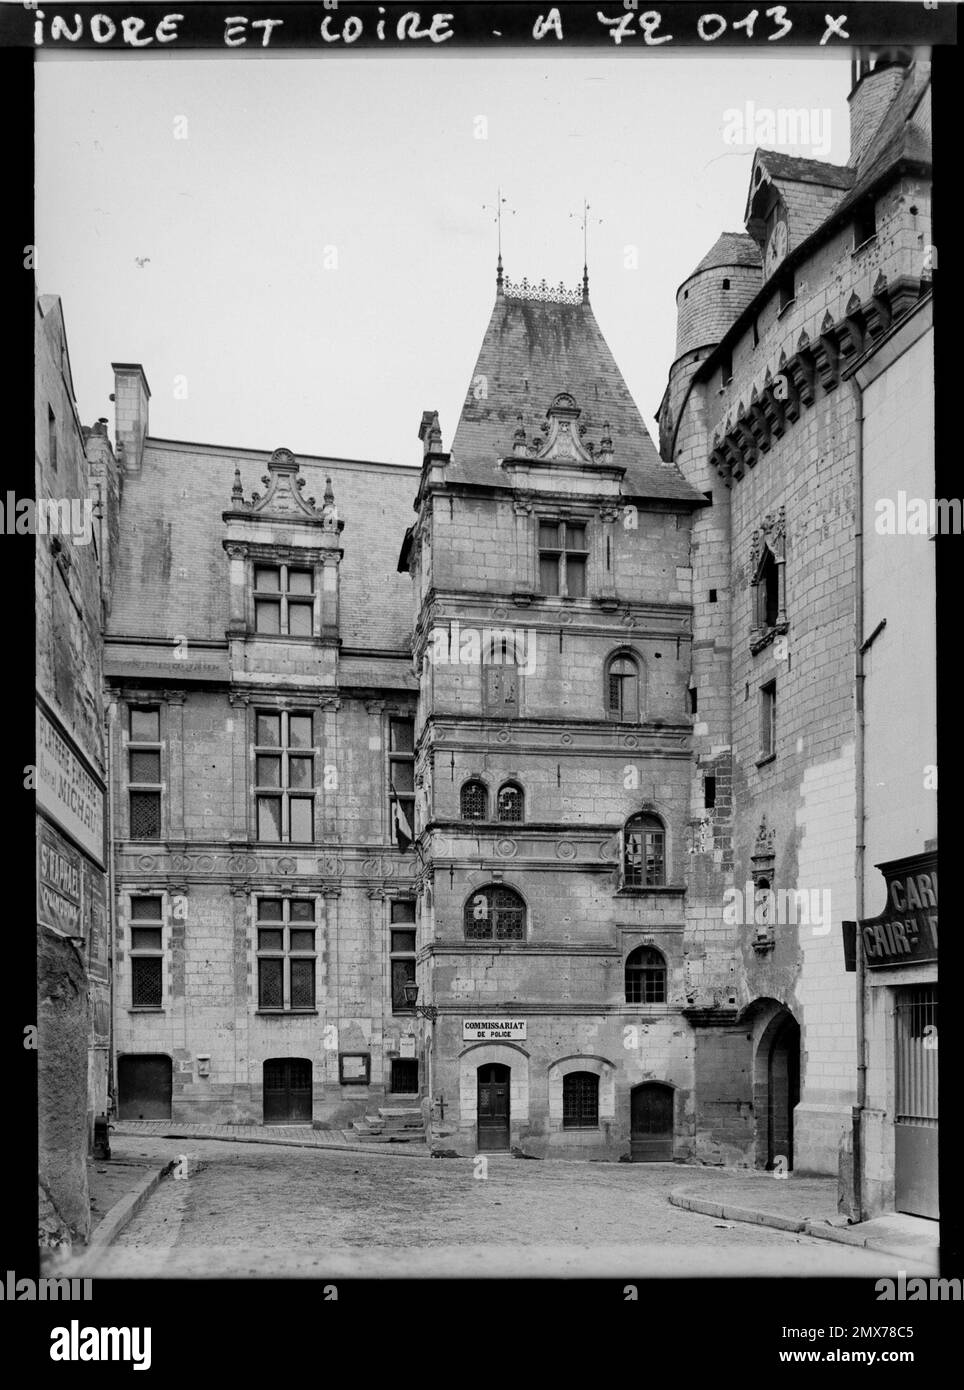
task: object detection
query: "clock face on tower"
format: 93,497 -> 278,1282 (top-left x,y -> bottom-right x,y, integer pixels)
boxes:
766,218 -> 789,275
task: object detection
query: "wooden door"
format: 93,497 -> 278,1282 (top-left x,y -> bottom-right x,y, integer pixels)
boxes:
630,1082 -> 674,1162
477,1063 -> 510,1150
263,1058 -> 312,1123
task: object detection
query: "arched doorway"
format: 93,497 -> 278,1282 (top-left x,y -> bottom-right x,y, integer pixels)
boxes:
630,1081 -> 675,1162
755,1010 -> 800,1170
117,1054 -> 172,1120
477,1063 -> 510,1150
263,1058 -> 312,1124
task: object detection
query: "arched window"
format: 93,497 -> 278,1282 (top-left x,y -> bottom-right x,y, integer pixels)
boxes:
562,1072 -> 599,1129
606,653 -> 640,721
464,885 -> 525,941
496,782 -> 524,823
623,813 -> 666,887
460,780 -> 488,821
625,946 -> 667,1004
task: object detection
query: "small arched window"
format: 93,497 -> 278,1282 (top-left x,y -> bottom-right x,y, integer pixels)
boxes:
625,946 -> 667,1004
464,885 -> 525,941
623,813 -> 666,887
496,782 -> 524,823
460,780 -> 488,822
562,1072 -> 599,1129
606,653 -> 640,721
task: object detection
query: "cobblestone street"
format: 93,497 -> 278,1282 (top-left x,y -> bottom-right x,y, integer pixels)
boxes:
84,1138 -> 930,1279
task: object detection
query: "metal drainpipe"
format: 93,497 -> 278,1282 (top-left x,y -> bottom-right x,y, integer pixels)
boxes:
851,375 -> 867,1224
96,479 -> 118,1127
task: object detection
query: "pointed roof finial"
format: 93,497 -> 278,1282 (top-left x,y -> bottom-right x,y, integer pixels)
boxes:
570,198 -> 600,303
231,465 -> 244,501
323,476 -> 335,508
484,188 -> 514,297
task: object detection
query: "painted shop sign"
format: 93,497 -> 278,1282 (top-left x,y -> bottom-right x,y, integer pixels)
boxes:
37,820 -> 83,939
462,1019 -> 527,1041
36,705 -> 105,867
860,851 -> 937,969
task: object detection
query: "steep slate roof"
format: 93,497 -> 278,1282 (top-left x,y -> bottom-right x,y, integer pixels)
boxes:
449,289 -> 704,504
107,439 -> 419,653
691,231 -> 763,276
754,151 -> 855,190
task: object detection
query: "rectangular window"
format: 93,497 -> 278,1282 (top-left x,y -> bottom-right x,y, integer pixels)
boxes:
254,564 -> 315,637
48,407 -> 57,472
254,710 -> 315,843
130,897 -> 163,1009
538,519 -> 589,598
760,680 -> 777,758
854,198 -> 877,250
128,706 -> 162,840
704,775 -> 717,809
388,718 -> 416,852
256,897 -> 317,1011
390,900 -> 417,1012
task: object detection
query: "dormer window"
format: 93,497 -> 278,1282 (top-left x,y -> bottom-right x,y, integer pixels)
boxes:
254,564 -> 315,637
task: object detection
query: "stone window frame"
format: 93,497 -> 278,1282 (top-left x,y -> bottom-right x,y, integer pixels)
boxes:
388,897 -> 417,1015
547,1055 -> 616,1134
620,810 -> 668,890
252,706 -> 316,845
536,513 -> 591,599
126,701 -> 164,842
254,893 -> 319,1014
562,1071 -> 600,1129
624,944 -> 668,1004
128,892 -> 165,1013
758,679 -> 777,765
604,646 -> 643,723
480,635 -> 523,718
252,559 -> 316,639
459,778 -> 489,822
496,781 -> 524,823
463,883 -> 528,942
749,508 -> 789,654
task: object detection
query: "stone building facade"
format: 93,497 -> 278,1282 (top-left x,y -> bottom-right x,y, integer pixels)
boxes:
655,52 -> 934,1184
35,295 -> 112,1245
44,52 -> 935,1191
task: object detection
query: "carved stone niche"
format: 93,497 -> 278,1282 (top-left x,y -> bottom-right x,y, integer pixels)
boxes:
750,815 -> 776,954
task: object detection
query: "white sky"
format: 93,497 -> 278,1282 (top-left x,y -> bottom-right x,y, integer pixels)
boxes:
36,52 -> 852,465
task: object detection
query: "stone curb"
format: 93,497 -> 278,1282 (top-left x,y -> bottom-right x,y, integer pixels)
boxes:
73,1160 -> 171,1270
115,1128 -> 433,1160
669,1187 -> 937,1260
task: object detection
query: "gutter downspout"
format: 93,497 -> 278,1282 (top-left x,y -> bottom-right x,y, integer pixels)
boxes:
95,482 -> 118,1129
851,376 -> 867,1225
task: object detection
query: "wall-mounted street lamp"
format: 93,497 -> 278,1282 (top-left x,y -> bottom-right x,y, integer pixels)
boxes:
403,982 -> 438,1021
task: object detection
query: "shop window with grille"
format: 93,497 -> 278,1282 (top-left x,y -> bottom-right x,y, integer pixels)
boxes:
128,705 -> 162,840
254,563 -> 315,637
256,897 -> 317,1011
538,519 -> 588,598
623,814 -> 666,888
464,885 -> 525,941
254,710 -> 315,843
625,946 -> 667,1003
390,899 -> 416,1012
460,780 -> 488,821
562,1072 -> 599,1129
130,896 -> 163,1010
496,782 -> 524,823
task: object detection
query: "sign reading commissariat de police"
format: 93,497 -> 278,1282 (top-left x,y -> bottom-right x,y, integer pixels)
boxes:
462,1019 -> 527,1041
36,704 -> 105,867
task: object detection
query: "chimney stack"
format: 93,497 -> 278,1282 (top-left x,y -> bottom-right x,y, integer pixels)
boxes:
110,363 -> 150,474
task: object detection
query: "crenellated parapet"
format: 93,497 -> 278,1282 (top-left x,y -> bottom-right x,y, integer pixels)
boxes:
709,273 -> 927,486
